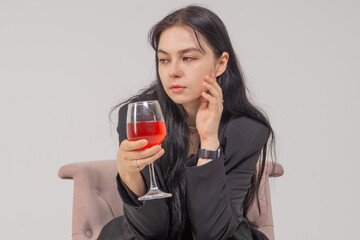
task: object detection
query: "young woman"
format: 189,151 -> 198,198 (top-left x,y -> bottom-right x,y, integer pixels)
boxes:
99,5 -> 275,240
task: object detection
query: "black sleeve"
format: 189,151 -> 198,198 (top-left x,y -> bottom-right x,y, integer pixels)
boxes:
185,117 -> 270,240
116,104 -> 143,207
115,104 -> 169,240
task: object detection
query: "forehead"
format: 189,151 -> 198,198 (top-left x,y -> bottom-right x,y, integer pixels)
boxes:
158,25 -> 212,54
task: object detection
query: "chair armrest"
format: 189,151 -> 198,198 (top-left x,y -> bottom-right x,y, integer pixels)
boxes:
58,162 -> 80,179
58,160 -> 124,240
246,162 -> 284,240
266,162 -> 284,178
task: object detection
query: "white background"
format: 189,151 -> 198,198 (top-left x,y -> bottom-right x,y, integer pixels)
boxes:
1,0 -> 359,239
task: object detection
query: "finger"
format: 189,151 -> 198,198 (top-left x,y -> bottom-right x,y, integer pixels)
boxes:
201,91 -> 218,107
132,148 -> 165,169
126,144 -> 162,160
205,73 -> 223,99
204,74 -> 223,100
205,73 -> 218,85
203,80 -> 221,100
201,92 -> 223,116
198,94 -> 209,111
202,78 -> 220,105
121,139 -> 148,151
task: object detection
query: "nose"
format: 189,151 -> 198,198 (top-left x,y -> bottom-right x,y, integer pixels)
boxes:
168,60 -> 182,78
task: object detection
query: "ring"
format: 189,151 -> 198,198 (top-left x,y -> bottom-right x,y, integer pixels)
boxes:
135,160 -> 140,168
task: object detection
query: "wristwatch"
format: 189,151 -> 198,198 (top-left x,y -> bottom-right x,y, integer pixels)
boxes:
198,146 -> 222,159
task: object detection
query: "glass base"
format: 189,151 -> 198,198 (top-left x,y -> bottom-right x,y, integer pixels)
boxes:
138,188 -> 172,201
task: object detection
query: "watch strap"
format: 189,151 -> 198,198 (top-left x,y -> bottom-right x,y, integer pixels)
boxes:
198,146 -> 222,159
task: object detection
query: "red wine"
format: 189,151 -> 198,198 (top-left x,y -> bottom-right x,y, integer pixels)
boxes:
127,121 -> 166,150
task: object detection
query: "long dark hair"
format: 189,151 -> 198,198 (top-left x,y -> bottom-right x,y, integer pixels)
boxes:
110,5 -> 276,239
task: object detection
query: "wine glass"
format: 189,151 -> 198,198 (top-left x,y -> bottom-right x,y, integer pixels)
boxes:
126,100 -> 172,200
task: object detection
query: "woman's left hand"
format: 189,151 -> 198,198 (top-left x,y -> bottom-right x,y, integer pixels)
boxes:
196,72 -> 223,150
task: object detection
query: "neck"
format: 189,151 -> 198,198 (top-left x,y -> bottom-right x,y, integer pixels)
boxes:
181,99 -> 200,128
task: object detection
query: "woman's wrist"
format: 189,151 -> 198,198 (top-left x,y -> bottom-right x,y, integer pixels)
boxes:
197,138 -> 220,166
200,138 -> 220,151
119,170 -> 147,197
197,157 -> 213,166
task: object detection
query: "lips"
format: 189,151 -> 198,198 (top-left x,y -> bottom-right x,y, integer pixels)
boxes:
170,84 -> 186,93
171,84 -> 186,89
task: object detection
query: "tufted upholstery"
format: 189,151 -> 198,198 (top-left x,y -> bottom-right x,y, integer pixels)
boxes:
58,160 -> 283,240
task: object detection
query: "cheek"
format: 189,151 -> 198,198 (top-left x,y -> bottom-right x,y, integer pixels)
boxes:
158,69 -> 167,85
192,58 -> 215,74
186,63 -> 213,84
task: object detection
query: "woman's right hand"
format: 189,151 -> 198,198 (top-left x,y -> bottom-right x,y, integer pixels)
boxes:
117,139 -> 165,173
117,139 -> 165,196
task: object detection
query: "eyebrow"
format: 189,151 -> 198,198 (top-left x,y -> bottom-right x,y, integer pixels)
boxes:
157,47 -> 204,55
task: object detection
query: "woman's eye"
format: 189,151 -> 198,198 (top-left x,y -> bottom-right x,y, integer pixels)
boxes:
159,59 -> 169,63
183,57 -> 195,61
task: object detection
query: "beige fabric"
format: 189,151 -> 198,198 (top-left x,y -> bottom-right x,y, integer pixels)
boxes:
246,162 -> 284,240
58,160 -> 283,240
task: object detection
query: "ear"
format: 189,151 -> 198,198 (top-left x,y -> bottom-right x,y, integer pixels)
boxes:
215,52 -> 229,77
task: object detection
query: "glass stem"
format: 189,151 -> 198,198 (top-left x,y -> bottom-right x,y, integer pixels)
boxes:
148,162 -> 158,190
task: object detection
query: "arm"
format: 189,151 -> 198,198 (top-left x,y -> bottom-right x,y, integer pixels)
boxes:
185,117 -> 270,240
115,104 -> 169,240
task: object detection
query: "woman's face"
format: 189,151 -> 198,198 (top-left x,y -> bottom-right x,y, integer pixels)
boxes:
157,25 -> 219,106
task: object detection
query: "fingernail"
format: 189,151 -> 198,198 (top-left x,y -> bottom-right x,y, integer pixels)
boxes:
142,140 -> 147,145
155,145 -> 161,151
203,81 -> 208,85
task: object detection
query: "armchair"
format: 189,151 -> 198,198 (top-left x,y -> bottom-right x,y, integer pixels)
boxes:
58,160 -> 283,240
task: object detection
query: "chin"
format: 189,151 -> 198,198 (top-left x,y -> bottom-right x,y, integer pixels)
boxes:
168,95 -> 200,105
169,97 -> 187,105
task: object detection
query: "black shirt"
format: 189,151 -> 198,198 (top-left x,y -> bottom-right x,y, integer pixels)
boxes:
115,104 -> 270,240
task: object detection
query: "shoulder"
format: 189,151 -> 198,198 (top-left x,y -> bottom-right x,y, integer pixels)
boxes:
222,116 -> 270,159
226,116 -> 269,141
